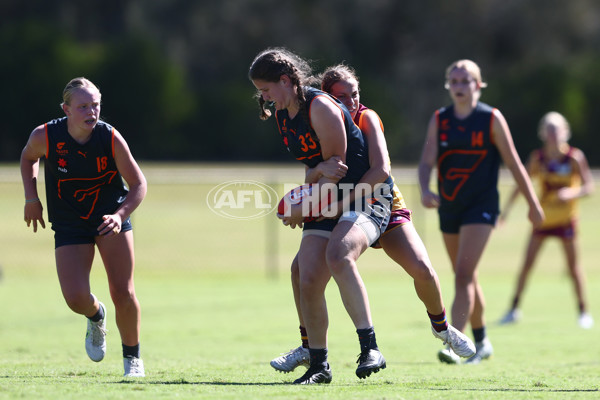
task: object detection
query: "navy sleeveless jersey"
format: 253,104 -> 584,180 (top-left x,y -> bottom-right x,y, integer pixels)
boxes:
275,87 -> 370,186
436,102 -> 501,212
43,117 -> 129,232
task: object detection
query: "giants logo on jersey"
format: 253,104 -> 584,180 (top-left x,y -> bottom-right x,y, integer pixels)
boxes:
57,171 -> 118,219
56,142 -> 69,156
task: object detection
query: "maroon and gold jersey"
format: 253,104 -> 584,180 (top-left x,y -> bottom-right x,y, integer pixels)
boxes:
535,147 -> 580,229
354,103 -> 406,211
43,117 -> 129,233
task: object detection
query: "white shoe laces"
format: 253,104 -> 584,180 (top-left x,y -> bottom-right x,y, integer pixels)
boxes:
90,321 -> 107,346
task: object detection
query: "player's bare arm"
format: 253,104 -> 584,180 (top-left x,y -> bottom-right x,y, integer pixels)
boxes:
491,109 -> 544,227
418,113 -> 440,208
21,125 -> 47,232
97,129 -> 147,236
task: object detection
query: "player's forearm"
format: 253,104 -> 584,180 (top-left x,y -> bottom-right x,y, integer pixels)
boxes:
20,155 -> 41,201
115,181 -> 147,221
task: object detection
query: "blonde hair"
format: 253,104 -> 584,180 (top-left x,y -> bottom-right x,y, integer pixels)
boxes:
61,77 -> 100,107
538,111 -> 571,142
444,59 -> 487,89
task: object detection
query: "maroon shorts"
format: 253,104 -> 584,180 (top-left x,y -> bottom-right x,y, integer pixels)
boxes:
533,220 -> 576,239
371,208 -> 412,249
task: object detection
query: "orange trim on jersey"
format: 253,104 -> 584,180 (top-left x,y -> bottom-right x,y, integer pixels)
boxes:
357,109 -> 384,132
489,108 -> 497,145
44,123 -> 49,158
111,127 -> 115,158
437,149 -> 488,201
296,153 -> 322,161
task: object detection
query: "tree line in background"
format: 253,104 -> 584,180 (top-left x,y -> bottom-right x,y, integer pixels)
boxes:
2,0 -> 600,165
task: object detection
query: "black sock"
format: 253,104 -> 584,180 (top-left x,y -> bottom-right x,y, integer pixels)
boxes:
122,343 -> 140,359
511,296 -> 520,310
472,327 -> 486,343
357,326 -> 378,352
87,304 -> 104,322
308,348 -> 327,367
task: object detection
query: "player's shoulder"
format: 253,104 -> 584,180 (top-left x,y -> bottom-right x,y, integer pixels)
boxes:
476,101 -> 495,113
567,146 -> 587,163
95,119 -> 115,133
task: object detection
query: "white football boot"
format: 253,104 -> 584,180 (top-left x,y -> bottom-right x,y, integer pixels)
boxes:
578,312 -> 594,329
432,325 -> 476,358
498,309 -> 521,325
124,357 -> 145,377
270,346 -> 310,373
465,338 -> 494,364
85,301 -> 107,362
437,347 -> 461,364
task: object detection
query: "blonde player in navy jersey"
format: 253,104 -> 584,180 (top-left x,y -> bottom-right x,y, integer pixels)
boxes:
270,64 -> 475,374
418,60 -> 544,364
498,111 -> 594,329
20,77 -> 147,377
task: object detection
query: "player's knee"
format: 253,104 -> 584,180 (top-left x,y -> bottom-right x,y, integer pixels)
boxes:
325,251 -> 352,277
454,269 -> 475,288
291,258 -> 300,284
298,270 -> 328,294
408,260 -> 437,283
109,285 -> 137,309
63,291 -> 92,314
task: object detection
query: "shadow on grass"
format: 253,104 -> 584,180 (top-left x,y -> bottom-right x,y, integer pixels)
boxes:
118,379 -> 298,386
116,379 -> 599,392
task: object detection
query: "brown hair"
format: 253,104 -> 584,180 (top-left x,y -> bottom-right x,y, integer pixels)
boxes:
320,63 -> 358,94
248,48 -> 318,120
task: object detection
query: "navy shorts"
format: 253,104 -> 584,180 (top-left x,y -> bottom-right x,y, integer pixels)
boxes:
438,204 -> 498,234
302,177 -> 394,242
53,217 -> 133,248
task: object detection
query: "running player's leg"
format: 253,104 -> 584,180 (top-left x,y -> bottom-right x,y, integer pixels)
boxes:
444,224 -> 493,334
292,234 -> 332,384
562,236 -> 593,328
56,241 -> 106,362
96,230 -> 144,376
327,215 -> 385,379
96,231 -> 139,347
500,234 -> 544,324
379,221 -> 443,314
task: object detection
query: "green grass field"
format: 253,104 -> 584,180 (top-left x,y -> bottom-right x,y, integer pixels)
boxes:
1,163 -> 599,399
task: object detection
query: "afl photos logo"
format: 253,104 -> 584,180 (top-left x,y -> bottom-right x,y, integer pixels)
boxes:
206,180 -> 278,220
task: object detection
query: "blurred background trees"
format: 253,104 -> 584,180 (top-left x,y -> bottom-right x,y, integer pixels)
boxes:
2,0 -> 599,165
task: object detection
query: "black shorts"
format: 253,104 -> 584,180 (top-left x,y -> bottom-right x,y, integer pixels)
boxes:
438,204 -> 498,234
302,177 -> 394,243
53,217 -> 133,248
